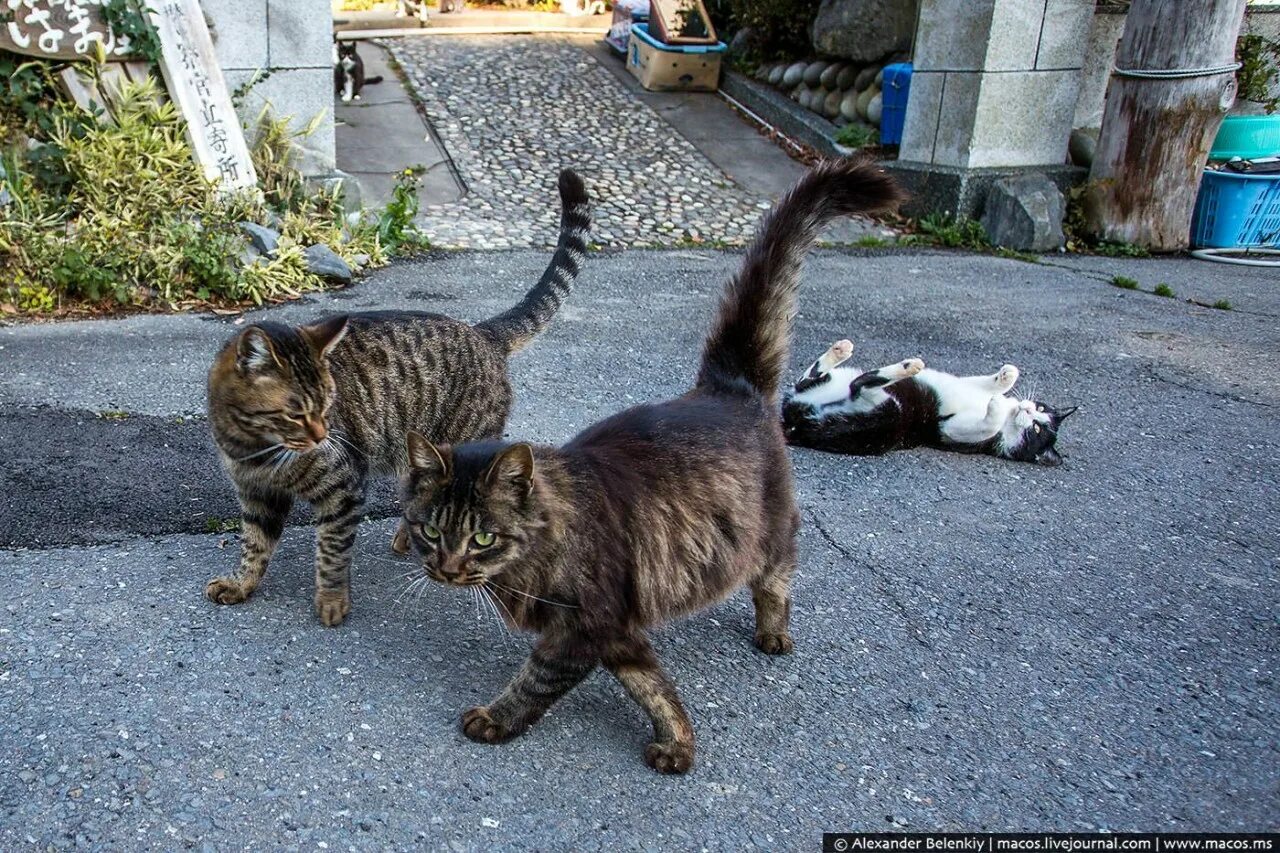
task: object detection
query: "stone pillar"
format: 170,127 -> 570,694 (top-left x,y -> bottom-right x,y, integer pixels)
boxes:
890,0 -> 1093,217
202,0 -> 335,176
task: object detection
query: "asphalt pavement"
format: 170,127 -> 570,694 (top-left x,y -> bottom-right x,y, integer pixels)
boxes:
1,248 -> 1277,848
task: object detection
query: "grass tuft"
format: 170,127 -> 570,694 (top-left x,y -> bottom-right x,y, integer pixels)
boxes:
1110,275 -> 1139,290
1153,283 -> 1176,298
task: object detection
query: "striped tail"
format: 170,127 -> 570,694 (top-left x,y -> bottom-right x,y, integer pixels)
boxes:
696,156 -> 904,400
477,169 -> 591,354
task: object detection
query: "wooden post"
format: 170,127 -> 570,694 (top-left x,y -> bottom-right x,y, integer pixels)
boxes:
1085,0 -> 1247,250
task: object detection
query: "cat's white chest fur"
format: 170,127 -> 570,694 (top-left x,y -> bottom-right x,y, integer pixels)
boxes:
916,368 -> 1020,445
790,364 -> 892,414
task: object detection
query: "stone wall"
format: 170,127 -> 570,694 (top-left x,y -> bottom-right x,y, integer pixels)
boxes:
202,0 -> 335,176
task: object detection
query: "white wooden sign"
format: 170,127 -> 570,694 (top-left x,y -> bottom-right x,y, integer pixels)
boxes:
148,0 -> 256,192
1,0 -> 132,60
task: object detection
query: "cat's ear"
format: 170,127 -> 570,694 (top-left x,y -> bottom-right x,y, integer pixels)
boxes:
236,327 -> 279,374
482,443 -> 535,498
1055,405 -> 1078,422
302,315 -> 349,359
1036,447 -> 1064,467
406,431 -> 450,482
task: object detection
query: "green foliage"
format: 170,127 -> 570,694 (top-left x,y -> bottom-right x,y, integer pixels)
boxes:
204,517 -> 241,534
1237,32 -> 1280,114
852,234 -> 889,248
903,213 -> 990,250
1094,240 -> 1149,258
377,168 -> 431,254
101,0 -> 163,64
1,72 -> 392,316
1110,275 -> 1139,290
1153,283 -> 1175,298
705,0 -> 817,61
1062,181 -> 1151,257
995,247 -> 1041,263
1213,299 -> 1233,311
835,123 -> 878,150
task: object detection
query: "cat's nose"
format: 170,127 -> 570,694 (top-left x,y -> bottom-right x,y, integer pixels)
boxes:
305,417 -> 328,443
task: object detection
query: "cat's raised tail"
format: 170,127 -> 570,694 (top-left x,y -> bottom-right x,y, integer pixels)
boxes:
477,169 -> 591,354
696,156 -> 903,399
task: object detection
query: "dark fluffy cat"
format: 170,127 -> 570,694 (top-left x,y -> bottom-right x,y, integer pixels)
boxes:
205,170 -> 590,627
782,339 -> 1076,465
398,158 -> 902,774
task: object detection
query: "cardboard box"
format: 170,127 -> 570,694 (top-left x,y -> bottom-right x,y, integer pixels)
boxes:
627,23 -> 725,93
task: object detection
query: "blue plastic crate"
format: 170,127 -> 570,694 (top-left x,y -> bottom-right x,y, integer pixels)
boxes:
1190,169 -> 1280,249
880,62 -> 912,146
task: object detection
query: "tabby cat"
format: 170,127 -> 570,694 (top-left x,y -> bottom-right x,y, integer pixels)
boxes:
399,158 -> 902,773
205,170 -> 590,626
783,340 -> 1076,465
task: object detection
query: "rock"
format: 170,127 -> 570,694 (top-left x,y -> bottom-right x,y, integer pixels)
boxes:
867,92 -> 883,125
767,64 -> 786,86
980,175 -> 1066,252
811,0 -> 919,63
854,66 -> 878,93
840,89 -> 860,120
803,60 -> 827,87
790,85 -> 805,102
782,61 -> 807,88
237,242 -> 262,269
238,222 -> 279,255
303,244 -> 353,282
856,87 -> 876,120
1069,128 -> 1099,168
836,64 -> 859,90
874,68 -> 884,88
823,89 -> 844,119
819,62 -> 844,90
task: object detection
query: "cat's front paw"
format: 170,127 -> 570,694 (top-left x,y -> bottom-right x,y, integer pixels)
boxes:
644,740 -> 695,775
754,631 -> 795,655
314,589 -> 351,626
996,364 -> 1020,391
205,577 -> 252,605
461,706 -> 517,744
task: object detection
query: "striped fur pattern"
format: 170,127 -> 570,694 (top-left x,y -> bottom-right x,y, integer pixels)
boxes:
399,158 -> 903,773
205,170 -> 590,626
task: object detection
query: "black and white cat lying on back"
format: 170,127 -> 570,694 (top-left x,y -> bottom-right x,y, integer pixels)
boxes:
782,340 -> 1076,465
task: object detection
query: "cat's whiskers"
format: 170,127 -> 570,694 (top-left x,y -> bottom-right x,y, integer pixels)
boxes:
478,585 -> 516,644
234,442 -> 285,462
330,430 -> 363,457
486,579 -> 578,609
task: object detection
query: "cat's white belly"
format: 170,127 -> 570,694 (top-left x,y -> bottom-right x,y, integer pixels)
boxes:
791,366 -> 861,407
917,369 -> 1017,444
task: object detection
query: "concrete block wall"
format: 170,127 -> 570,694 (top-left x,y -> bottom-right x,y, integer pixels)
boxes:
203,0 -> 335,176
900,0 -> 1093,169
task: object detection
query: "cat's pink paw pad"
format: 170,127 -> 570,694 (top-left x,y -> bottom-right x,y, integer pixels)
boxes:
830,339 -> 854,361
902,358 -> 925,376
996,364 -> 1019,390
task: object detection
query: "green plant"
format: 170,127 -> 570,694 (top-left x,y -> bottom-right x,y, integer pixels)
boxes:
853,234 -> 889,248
835,123 -> 878,150
1213,299 -> 1233,311
377,168 -> 431,254
101,0 -> 163,65
1153,283 -> 1175,298
1237,32 -> 1280,114
1110,275 -> 1139,290
17,283 -> 56,313
1094,240 -> 1149,258
98,410 -> 131,420
204,517 -> 241,534
995,247 -> 1041,263
904,213 -> 990,250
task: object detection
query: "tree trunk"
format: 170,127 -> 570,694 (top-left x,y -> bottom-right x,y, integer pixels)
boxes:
1085,0 -> 1247,250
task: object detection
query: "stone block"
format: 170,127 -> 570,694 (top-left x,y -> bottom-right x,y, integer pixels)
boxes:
930,72 -> 981,168
268,0 -> 333,69
202,0 -> 268,71
897,70 -> 945,164
968,70 -> 1080,168
980,174 -> 1066,251
234,68 -> 336,175
913,0 -> 995,72
984,0 -> 1044,71
1036,0 -> 1093,70
1072,10 -> 1125,130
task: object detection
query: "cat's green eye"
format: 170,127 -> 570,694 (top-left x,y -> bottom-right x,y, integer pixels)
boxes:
422,524 -> 441,540
471,531 -> 495,548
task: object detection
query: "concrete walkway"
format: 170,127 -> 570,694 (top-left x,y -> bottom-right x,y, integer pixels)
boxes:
335,44 -> 463,209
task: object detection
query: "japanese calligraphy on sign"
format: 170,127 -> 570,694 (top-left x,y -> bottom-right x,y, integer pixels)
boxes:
2,0 -> 256,193
0,0 -> 131,60
148,0 -> 256,192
